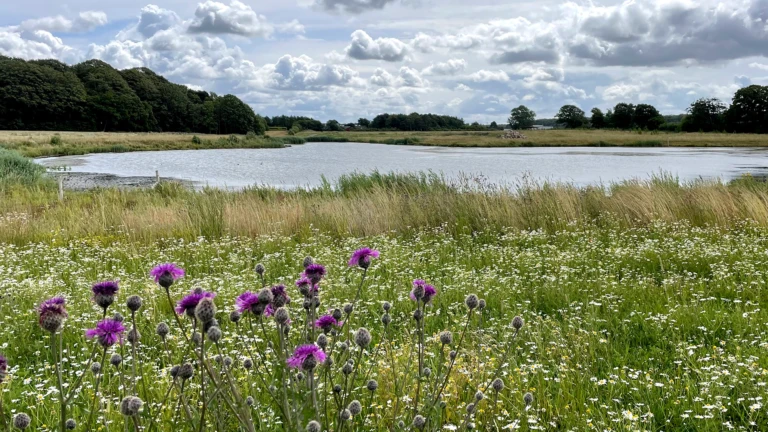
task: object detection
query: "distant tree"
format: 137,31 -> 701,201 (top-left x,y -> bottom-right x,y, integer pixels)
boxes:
508,105 -> 536,129
213,94 -> 258,134
358,118 -> 371,127
590,108 -> 606,129
634,104 -> 664,130
555,105 -> 587,129
611,103 -> 635,129
490,121 -> 498,129
325,119 -> 342,131
682,98 -> 726,132
725,85 -> 768,133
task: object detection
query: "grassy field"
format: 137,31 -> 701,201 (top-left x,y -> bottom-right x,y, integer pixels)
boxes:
2,129 -> 768,158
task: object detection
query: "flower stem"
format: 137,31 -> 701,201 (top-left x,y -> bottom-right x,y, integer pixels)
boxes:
85,347 -> 109,432
53,332 -> 66,432
198,320 -> 206,432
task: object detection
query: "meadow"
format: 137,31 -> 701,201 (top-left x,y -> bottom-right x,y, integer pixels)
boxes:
3,129 -> 768,158
2,149 -> 768,430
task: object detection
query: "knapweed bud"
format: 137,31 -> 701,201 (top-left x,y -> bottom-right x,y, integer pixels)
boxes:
203,318 -> 218,333
120,396 -> 143,416
110,354 -> 122,367
302,256 -> 314,268
333,384 -> 342,393
229,310 -> 241,323
398,420 -> 405,429
94,294 -> 115,310
12,413 -> 30,429
467,422 -> 475,430
439,400 -> 447,409
127,327 -> 140,344
246,396 -> 254,406
257,288 -> 273,305
524,392 -> 533,406
193,287 -> 204,295
440,331 -> 453,345
302,355 -> 317,371
340,409 -> 351,422
422,367 -> 431,377
413,309 -> 423,321
332,308 -> 343,321
316,334 -> 328,349
339,342 -> 348,351
465,294 -> 479,310
512,316 -> 524,331
342,363 -> 353,375
254,263 -> 265,275
412,283 -> 425,300
367,379 -> 378,391
224,357 -> 233,367
91,362 -> 102,374
478,299 -> 486,310
343,303 -> 353,315
306,421 -> 321,432
192,332 -> 202,346
449,350 -> 457,360
126,295 -> 142,312
274,307 -> 290,325
382,301 -> 391,312
354,328 -> 371,348
492,378 -> 504,392
466,403 -> 475,413
195,297 -> 216,323
113,312 -> 124,322
156,322 -> 170,339
65,419 -> 76,430
412,415 -> 426,429
40,312 -> 64,333
207,326 -> 222,343
243,358 -> 253,369
158,273 -> 175,289
170,365 -> 180,378
179,363 -> 194,380
296,372 -> 305,381
348,400 -> 362,416
381,314 -> 391,326
475,390 -> 485,401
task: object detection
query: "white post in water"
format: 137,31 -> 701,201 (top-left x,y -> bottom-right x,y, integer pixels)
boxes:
58,178 -> 64,202
155,170 -> 160,183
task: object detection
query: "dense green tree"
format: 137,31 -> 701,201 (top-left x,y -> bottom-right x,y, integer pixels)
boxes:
369,113 -> 465,131
358,118 -> 371,127
682,98 -> 726,132
611,103 -> 635,129
725,85 -> 768,133
634,104 -> 664,130
490,121 -> 498,129
121,68 -> 192,132
590,108 -> 606,129
213,94 -> 259,135
555,105 -> 587,129
508,105 -> 536,129
325,119 -> 342,131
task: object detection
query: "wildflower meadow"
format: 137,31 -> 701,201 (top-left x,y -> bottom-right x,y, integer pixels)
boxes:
0,220 -> 766,431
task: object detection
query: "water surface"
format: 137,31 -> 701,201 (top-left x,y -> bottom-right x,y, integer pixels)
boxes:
37,143 -> 768,189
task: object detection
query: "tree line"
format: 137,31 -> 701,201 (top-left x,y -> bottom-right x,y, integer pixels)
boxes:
508,85 -> 768,133
0,56 -> 266,135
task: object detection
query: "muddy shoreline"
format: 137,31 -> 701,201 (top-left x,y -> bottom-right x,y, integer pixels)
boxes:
46,172 -> 195,191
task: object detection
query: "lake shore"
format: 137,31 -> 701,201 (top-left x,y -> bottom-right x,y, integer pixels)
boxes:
46,171 -> 194,190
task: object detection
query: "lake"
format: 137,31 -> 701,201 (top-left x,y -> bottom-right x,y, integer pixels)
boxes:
37,143 -> 768,189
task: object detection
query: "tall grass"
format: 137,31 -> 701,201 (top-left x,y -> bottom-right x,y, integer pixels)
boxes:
2,171 -> 768,244
0,148 -> 48,186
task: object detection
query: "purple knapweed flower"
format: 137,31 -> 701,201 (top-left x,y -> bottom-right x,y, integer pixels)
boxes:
302,264 -> 326,285
348,248 -> 380,269
150,263 -> 185,288
175,290 -> 216,317
410,280 -> 437,303
287,344 -> 326,370
92,281 -> 119,296
271,284 -> 291,307
86,319 -> 126,348
235,291 -> 259,314
39,296 -> 68,332
315,315 -> 341,332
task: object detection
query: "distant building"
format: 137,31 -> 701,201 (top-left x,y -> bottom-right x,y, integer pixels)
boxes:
523,125 -> 553,130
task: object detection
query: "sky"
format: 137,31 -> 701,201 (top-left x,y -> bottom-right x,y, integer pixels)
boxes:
1,0 -> 767,123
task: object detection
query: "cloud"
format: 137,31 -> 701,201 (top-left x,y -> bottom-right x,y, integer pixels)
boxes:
18,11 -> 107,33
398,66 -> 425,87
422,58 -> 466,76
468,70 -> 509,83
258,55 -> 362,91
0,29 -> 78,61
345,30 -> 408,61
749,62 -> 768,71
117,5 -> 181,40
275,20 -> 305,35
369,68 -> 394,86
313,0 -> 399,14
188,1 -> 273,37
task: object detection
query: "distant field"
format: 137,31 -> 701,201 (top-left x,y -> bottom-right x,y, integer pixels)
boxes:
2,129 -> 768,158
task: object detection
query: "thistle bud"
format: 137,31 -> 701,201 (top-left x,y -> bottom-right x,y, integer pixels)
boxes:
223,356 -> 233,367
512,316 -> 524,331
343,303 -> 353,315
475,390 -> 484,401
422,367 -> 431,377
465,294 -> 479,310
254,263 -> 265,275
413,309 -> 423,321
127,327 -> 140,344
354,328 -> 371,348
348,400 -> 362,416
112,312 -> 124,322
342,363 -> 353,375
478,299 -> 486,310
94,294 -> 115,310
439,331 -> 453,345
65,419 -> 76,430
274,307 -> 290,325
257,288 -> 273,305
492,378 -> 504,392
170,365 -> 180,378
158,273 -> 174,289
302,355 -> 317,371
179,363 -> 194,380
156,322 -> 170,339
332,308 -> 343,321
306,421 -> 321,432
302,256 -> 314,268
40,312 -> 64,333
412,283 -> 425,300
382,301 -> 391,312
316,334 -> 328,349
91,362 -> 101,374
466,403 -> 475,413
333,384 -> 342,393
243,358 -> 253,369
246,396 -> 254,406
381,314 -> 391,326
449,350 -> 457,360
120,396 -> 143,416
524,392 -> 533,406
367,379 -> 378,391
207,326 -> 222,343
296,372 -> 305,381
412,415 -> 426,429
12,413 -> 30,430
126,295 -> 142,312
195,297 -> 216,323
110,354 -> 122,367
229,311 -> 241,323
340,409 -> 351,422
